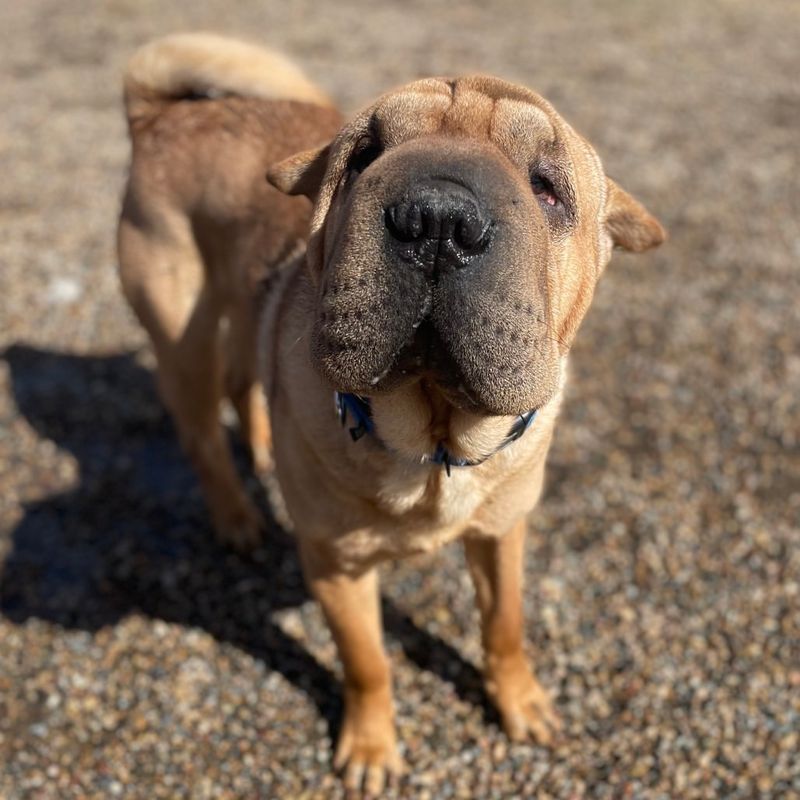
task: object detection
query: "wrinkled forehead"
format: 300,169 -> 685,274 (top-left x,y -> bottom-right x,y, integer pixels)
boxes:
358,76 -> 575,167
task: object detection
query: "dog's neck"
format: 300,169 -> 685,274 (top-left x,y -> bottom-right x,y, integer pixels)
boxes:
335,380 -> 537,473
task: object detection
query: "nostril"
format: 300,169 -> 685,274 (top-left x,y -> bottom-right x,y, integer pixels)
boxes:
385,205 -> 400,238
385,201 -> 426,242
407,203 -> 424,240
454,215 -> 491,252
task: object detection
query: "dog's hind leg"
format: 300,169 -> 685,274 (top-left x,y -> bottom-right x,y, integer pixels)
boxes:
118,208 -> 263,551
223,300 -> 272,475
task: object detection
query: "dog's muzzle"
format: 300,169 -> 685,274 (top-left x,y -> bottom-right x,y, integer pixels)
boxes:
384,180 -> 493,272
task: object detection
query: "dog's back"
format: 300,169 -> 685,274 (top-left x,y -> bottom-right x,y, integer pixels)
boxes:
120,33 -> 341,273
117,34 -> 340,549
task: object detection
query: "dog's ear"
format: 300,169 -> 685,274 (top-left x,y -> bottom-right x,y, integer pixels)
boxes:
267,144 -> 331,201
604,178 -> 666,252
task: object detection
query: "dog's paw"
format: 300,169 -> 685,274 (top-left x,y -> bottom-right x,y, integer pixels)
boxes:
334,691 -> 404,797
486,655 -> 561,746
335,737 -> 404,798
211,497 -> 264,552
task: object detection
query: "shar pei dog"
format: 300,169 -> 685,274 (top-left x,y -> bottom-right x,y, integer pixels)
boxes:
118,33 -> 664,795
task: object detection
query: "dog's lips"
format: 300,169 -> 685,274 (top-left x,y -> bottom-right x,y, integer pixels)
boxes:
362,309 -> 557,416
364,319 -> 484,411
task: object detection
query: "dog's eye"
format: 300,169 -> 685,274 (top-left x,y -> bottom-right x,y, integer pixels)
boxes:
530,173 -> 559,207
348,140 -> 383,175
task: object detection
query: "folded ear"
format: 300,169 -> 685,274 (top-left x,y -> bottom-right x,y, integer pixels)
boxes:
267,143 -> 331,200
605,178 -> 666,252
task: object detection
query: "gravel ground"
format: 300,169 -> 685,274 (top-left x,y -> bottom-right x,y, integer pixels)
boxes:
1,1 -> 799,798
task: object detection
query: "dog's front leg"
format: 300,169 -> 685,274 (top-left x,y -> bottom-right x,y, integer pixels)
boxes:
299,540 -> 403,795
463,519 -> 561,745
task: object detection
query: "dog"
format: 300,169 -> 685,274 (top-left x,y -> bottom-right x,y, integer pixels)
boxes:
118,33 -> 665,795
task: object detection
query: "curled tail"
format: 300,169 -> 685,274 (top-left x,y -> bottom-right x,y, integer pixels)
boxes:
123,32 -> 331,124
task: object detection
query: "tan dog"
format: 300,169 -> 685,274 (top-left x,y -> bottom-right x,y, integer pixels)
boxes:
118,33 -> 665,795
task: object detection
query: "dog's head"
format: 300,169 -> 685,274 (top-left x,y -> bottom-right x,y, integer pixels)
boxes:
269,77 -> 665,416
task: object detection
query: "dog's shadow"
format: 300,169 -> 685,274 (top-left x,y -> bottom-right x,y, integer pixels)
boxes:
0,344 -> 492,738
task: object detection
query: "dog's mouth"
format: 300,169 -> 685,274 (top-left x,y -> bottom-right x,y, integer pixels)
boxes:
350,317 -> 494,413
313,268 -> 561,416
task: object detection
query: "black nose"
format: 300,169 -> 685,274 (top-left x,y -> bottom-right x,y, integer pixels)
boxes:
385,182 -> 492,261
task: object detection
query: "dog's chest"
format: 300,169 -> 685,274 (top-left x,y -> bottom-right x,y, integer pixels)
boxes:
341,464 -> 493,558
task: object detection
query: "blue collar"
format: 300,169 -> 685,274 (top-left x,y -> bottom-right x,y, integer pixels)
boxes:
335,391 -> 537,476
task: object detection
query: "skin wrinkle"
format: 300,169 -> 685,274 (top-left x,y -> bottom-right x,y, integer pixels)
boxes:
267,73 -> 663,482
266,261 -> 307,407
486,97 -> 496,140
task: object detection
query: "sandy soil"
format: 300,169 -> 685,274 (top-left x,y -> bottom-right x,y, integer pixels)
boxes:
1,1 -> 798,797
